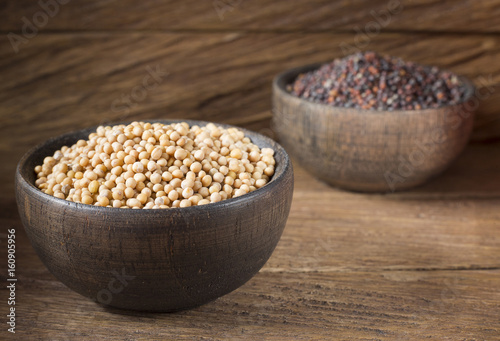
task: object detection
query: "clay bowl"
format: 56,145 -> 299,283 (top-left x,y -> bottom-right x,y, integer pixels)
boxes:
272,63 -> 476,192
15,119 -> 294,312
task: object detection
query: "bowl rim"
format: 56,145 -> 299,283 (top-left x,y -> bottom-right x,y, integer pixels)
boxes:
16,119 -> 292,214
273,61 -> 476,114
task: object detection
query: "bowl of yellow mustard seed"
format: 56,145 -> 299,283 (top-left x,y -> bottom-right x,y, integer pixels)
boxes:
15,119 -> 294,312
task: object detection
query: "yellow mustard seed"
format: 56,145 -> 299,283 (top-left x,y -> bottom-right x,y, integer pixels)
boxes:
34,122 -> 275,208
89,180 -> 99,194
82,195 -> 93,205
179,199 -> 191,208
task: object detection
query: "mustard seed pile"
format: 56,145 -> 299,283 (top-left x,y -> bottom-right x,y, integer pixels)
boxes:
34,122 -> 276,208
289,51 -> 467,110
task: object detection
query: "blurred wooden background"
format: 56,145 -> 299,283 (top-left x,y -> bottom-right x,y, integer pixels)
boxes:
2,2 -> 500,339
1,0 -> 500,199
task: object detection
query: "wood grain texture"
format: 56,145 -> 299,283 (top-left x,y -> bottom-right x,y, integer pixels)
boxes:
8,267 -> 500,340
2,1 -> 500,335
1,32 -> 500,200
14,120 -> 294,312
1,141 -> 500,338
2,0 -> 500,32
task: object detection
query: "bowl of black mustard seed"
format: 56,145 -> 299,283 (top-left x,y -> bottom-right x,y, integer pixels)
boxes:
272,51 -> 475,192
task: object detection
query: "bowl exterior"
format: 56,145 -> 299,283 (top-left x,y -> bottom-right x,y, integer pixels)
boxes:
15,120 -> 294,312
272,65 -> 475,192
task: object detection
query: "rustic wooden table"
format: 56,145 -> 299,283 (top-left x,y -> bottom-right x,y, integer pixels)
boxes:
1,141 -> 499,340
2,1 -> 500,339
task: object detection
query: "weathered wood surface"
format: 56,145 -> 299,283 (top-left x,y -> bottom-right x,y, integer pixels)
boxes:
1,141 -> 500,339
2,0 -> 500,32
1,32 -> 500,201
1,1 -> 500,338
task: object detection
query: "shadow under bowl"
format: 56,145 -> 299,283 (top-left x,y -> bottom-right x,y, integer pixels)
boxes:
15,119 -> 294,312
272,63 -> 476,192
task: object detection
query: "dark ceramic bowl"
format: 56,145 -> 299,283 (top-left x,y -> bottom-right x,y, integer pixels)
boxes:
272,63 -> 476,192
15,119 -> 294,312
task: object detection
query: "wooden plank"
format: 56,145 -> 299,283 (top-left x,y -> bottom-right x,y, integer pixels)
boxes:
1,32 -> 500,200
7,270 -> 499,339
1,225 -> 498,339
2,0 -> 500,32
260,147 -> 500,273
2,145 -> 499,338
